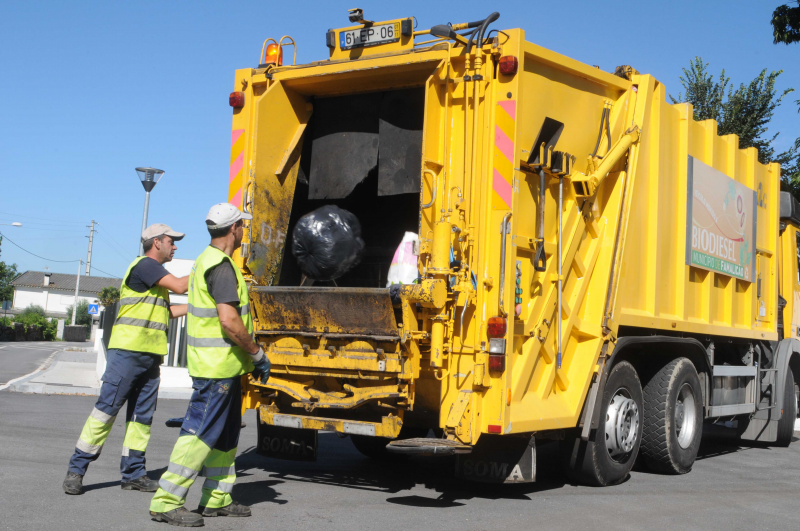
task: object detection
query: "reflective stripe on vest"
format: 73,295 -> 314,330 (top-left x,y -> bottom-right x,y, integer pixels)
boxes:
108,256 -> 171,356
188,303 -> 249,318
185,246 -> 254,378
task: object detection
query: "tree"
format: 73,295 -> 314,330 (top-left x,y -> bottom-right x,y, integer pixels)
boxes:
98,286 -> 120,307
782,122 -> 800,197
0,236 -> 19,305
771,4 -> 800,195
670,58 -> 797,192
66,300 -> 93,328
773,2 -> 800,45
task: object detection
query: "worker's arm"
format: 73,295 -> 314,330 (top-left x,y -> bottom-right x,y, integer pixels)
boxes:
217,303 -> 270,384
217,302 -> 259,355
169,304 -> 187,319
156,274 -> 189,294
217,302 -> 270,383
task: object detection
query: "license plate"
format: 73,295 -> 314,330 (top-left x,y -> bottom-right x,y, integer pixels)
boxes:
339,23 -> 400,50
257,422 -> 318,462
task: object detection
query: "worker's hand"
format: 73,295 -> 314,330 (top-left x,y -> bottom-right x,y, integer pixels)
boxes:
250,349 -> 271,384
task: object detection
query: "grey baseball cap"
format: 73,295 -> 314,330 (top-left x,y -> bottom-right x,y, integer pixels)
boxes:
141,223 -> 185,242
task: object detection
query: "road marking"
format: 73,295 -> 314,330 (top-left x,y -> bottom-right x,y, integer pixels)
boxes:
0,344 -> 61,352
0,350 -> 60,391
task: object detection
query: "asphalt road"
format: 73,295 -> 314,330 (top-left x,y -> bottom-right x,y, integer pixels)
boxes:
1,392 -> 799,531
0,342 -> 62,386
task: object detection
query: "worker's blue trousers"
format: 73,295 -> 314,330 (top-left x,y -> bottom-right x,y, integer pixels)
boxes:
150,377 -> 242,513
68,348 -> 160,482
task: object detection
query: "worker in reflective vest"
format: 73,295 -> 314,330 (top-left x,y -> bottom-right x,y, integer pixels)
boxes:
63,224 -> 189,496
149,204 -> 270,527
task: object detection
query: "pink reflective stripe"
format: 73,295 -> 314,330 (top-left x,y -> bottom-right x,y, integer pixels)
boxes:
229,152 -> 244,183
229,189 -> 242,208
231,129 -> 244,147
493,169 -> 512,208
498,100 -> 516,119
495,125 -> 514,163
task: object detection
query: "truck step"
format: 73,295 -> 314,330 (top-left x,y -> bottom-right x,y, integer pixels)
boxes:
386,438 -> 472,456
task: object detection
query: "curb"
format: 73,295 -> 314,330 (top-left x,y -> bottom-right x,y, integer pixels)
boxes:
4,349 -> 193,400
8,381 -> 193,400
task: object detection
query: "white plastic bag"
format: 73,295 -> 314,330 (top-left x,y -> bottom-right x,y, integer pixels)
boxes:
386,232 -> 419,286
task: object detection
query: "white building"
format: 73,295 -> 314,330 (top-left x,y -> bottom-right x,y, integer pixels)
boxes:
162,258 -> 194,304
11,271 -> 122,317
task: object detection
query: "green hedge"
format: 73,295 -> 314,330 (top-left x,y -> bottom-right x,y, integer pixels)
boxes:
5,305 -> 59,341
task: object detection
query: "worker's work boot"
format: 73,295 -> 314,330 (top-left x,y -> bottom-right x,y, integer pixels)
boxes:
150,507 -> 204,527
62,472 -> 84,495
200,501 -> 251,517
122,475 -> 159,492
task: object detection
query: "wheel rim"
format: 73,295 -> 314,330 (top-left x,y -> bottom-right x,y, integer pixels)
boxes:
675,383 -> 696,449
605,388 -> 639,461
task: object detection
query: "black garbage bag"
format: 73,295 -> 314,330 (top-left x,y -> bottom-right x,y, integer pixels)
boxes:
291,205 -> 365,281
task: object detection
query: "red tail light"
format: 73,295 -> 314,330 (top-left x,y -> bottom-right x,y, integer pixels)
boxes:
263,43 -> 283,66
488,424 -> 502,434
489,354 -> 506,372
229,92 -> 245,108
499,55 -> 518,75
487,316 -> 507,338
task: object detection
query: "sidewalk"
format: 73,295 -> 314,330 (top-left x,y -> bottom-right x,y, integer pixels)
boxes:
5,342 -> 193,399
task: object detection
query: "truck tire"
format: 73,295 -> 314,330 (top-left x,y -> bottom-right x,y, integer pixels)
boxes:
775,367 -> 796,447
640,358 -> 703,474
350,427 -> 429,460
560,361 -> 643,486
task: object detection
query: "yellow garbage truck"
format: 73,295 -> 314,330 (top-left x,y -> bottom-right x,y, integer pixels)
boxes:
226,10 -> 800,485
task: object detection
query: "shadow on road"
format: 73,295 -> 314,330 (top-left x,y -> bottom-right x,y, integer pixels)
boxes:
83,466 -> 167,493
231,478 -> 288,506
81,465 -> 168,493
82,479 -> 121,493
235,434 -> 567,508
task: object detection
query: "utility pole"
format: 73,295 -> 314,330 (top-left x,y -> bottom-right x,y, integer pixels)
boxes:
85,220 -> 95,276
72,260 -> 83,326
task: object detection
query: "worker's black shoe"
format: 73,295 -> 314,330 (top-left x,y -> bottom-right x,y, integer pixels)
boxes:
122,475 -> 159,492
150,507 -> 204,527
200,501 -> 251,517
62,472 -> 84,495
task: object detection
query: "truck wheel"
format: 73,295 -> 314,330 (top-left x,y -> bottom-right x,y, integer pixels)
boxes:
776,367 -> 796,447
560,361 -> 643,486
351,427 -> 429,460
640,358 -> 703,474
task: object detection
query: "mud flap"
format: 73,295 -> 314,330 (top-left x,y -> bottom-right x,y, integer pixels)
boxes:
257,419 -> 318,462
454,435 -> 536,483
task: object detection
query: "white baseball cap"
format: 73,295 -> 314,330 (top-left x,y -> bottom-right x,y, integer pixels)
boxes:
206,203 -> 252,229
141,223 -> 185,242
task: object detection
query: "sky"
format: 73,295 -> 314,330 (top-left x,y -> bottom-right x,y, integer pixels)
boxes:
1,0 -> 798,279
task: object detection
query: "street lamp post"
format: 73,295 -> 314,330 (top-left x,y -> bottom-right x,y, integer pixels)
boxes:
135,167 -> 165,256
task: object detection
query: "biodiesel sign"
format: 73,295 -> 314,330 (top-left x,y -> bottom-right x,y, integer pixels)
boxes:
686,156 -> 756,282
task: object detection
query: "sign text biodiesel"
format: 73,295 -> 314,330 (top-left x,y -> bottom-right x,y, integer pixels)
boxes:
685,156 -> 755,282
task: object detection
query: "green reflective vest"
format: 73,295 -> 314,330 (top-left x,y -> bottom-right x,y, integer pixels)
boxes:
186,245 -> 254,378
108,256 -> 171,356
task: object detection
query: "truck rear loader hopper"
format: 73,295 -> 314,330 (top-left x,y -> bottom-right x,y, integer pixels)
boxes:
227,10 -> 800,486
